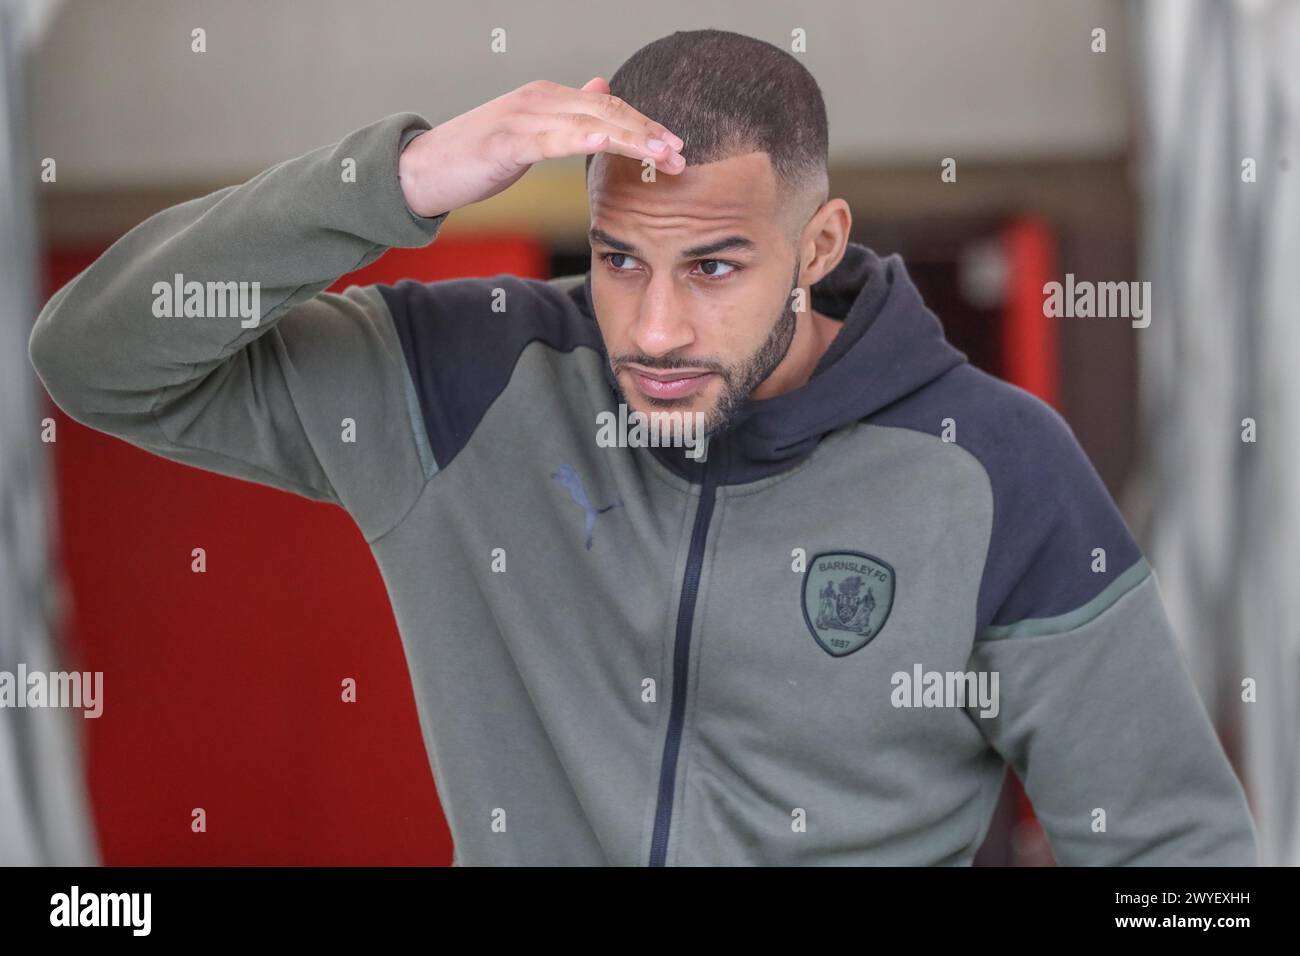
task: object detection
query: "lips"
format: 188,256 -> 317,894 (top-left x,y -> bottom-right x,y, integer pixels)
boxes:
628,368 -> 715,400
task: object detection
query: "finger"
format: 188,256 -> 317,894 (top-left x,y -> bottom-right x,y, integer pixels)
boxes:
519,113 -> 686,173
586,130 -> 686,173
544,86 -> 685,154
519,79 -> 684,153
587,91 -> 685,153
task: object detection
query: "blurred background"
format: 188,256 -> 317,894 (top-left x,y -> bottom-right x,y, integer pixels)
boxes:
1,0 -> 1296,866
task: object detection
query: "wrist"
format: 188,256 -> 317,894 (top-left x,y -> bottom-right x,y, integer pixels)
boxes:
398,129 -> 446,220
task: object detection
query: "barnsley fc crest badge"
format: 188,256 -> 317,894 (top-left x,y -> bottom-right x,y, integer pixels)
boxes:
801,551 -> 896,657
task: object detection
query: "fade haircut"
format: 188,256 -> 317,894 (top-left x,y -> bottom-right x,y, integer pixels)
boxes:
586,29 -> 830,231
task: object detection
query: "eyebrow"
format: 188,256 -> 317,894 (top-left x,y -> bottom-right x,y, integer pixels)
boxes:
588,226 -> 757,260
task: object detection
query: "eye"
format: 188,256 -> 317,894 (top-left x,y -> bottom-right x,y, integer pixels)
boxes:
600,252 -> 640,272
695,259 -> 738,279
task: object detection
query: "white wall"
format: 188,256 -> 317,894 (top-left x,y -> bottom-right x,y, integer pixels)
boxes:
28,0 -> 1132,187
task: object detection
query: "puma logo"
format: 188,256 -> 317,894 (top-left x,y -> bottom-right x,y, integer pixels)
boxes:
550,463 -> 623,550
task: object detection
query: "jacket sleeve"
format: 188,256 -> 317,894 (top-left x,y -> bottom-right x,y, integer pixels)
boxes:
28,113 -> 448,541
964,391 -> 1258,866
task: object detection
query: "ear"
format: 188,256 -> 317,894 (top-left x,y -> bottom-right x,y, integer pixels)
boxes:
798,198 -> 852,286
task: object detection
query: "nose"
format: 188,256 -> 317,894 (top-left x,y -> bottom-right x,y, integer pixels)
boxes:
629,272 -> 696,360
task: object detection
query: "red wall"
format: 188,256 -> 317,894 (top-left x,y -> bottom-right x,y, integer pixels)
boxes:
42,236 -> 549,864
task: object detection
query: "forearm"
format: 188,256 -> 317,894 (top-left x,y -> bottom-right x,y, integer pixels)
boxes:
970,568 -> 1258,865
29,111 -> 447,423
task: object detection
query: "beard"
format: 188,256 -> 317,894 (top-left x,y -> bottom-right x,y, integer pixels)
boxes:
608,258 -> 802,439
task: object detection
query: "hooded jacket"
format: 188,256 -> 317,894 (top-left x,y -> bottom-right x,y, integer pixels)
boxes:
28,112 -> 1258,866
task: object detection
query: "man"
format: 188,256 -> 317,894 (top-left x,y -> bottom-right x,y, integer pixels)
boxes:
29,29 -> 1256,866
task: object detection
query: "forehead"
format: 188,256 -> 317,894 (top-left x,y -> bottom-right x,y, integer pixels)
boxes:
587,150 -> 785,245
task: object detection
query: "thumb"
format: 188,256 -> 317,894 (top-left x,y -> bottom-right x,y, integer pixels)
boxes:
581,76 -> 610,94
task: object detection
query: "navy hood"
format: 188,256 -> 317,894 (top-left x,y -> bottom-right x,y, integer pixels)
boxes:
575,241 -> 968,483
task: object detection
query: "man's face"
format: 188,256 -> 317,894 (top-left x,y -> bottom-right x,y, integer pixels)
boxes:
587,150 -> 805,438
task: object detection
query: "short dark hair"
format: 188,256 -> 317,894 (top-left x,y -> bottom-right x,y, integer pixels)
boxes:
586,29 -> 829,208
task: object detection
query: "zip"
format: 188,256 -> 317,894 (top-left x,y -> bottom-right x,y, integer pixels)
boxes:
648,442 -> 722,866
